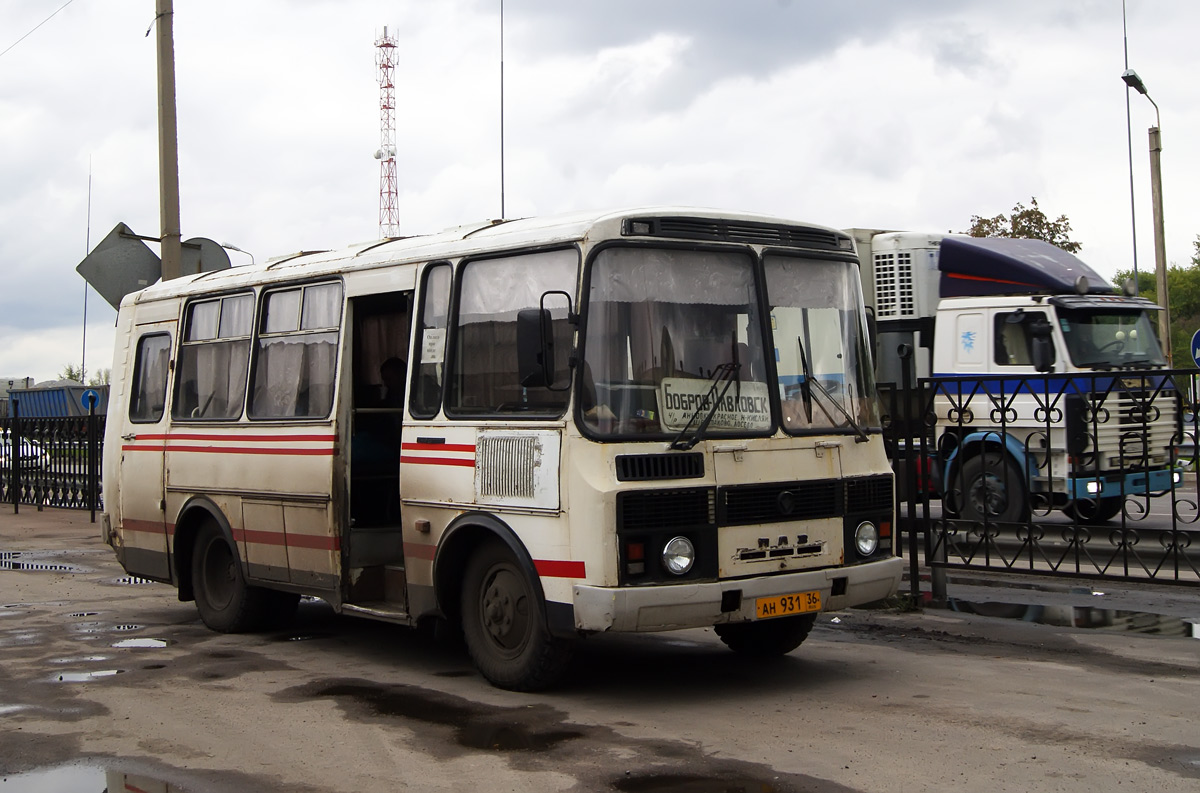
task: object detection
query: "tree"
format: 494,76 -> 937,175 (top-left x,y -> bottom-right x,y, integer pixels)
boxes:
88,369 -> 111,387
58,363 -> 84,383
1114,234 -> 1200,369
963,197 -> 1082,253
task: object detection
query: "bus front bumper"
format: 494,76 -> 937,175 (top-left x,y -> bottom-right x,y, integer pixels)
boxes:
571,555 -> 904,633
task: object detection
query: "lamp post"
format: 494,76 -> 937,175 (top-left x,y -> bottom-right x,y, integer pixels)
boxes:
1122,68 -> 1171,366
220,242 -> 255,266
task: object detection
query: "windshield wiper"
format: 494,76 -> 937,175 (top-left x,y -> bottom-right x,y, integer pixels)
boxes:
669,362 -> 741,451
798,337 -> 869,443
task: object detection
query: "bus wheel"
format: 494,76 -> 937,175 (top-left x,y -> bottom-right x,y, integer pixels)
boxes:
460,540 -> 573,691
960,452 -> 1029,523
192,520 -> 268,633
714,614 -> 816,656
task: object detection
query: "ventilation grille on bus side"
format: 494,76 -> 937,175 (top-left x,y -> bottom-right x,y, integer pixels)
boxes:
618,488 -> 716,531
623,217 -> 848,251
615,453 -> 704,481
476,435 -> 537,499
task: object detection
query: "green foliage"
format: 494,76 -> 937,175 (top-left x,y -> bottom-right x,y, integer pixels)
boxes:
56,364 -> 109,385
963,197 -> 1082,253
58,363 -> 84,382
1114,234 -> 1200,369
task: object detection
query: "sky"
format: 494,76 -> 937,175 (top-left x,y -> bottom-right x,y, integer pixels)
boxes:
2,0 -> 1199,384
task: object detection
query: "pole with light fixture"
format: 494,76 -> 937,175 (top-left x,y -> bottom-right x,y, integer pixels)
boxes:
1121,68 -> 1171,365
220,242 -> 254,266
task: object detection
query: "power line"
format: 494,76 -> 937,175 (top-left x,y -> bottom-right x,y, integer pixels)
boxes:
0,0 -> 79,61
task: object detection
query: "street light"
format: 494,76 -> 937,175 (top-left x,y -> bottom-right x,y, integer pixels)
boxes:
220,242 -> 254,266
1122,68 -> 1171,365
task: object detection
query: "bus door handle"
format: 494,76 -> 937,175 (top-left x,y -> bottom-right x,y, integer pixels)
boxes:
121,433 -> 137,441
713,443 -> 748,462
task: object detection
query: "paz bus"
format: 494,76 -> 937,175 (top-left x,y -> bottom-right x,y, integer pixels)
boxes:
101,207 -> 903,690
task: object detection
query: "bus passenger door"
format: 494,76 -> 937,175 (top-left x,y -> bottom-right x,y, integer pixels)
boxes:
344,290 -> 412,603
116,322 -> 175,580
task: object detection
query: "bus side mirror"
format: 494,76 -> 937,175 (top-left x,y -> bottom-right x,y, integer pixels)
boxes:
518,308 -> 555,388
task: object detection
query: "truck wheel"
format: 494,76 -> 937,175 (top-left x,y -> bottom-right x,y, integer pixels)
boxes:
714,614 -> 816,656
460,540 -> 573,691
960,452 -> 1029,523
1063,497 -> 1123,524
192,520 -> 269,632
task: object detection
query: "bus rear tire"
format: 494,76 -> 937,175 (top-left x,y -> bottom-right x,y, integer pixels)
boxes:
192,520 -> 270,633
460,540 -> 573,691
714,614 -> 816,656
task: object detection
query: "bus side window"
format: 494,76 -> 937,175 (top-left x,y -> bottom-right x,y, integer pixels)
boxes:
129,333 -> 172,423
173,293 -> 253,420
249,282 -> 343,420
411,263 -> 450,418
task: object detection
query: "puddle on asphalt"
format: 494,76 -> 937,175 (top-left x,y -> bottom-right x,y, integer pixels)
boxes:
0,704 -> 31,716
106,575 -> 157,586
0,551 -> 83,573
53,669 -> 124,682
0,766 -> 184,792
948,599 -> 1200,638
113,637 -> 172,649
70,621 -> 144,635
614,773 -> 782,792
66,611 -> 99,618
49,655 -> 109,664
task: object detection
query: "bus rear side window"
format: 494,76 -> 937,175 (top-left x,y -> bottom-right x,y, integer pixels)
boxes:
173,293 -> 253,421
250,282 -> 343,419
129,333 -> 171,423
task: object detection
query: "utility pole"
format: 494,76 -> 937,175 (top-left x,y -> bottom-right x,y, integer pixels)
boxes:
155,0 -> 182,280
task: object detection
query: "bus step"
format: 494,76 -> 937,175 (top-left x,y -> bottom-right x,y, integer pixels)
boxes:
341,602 -> 411,624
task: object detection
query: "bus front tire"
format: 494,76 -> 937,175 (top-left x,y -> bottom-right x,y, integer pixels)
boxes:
192,521 -> 271,632
714,614 -> 816,656
460,540 -> 573,691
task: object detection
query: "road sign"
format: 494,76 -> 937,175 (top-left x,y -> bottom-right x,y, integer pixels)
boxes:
1191,329 -> 1200,369
76,222 -> 162,310
81,389 -> 100,410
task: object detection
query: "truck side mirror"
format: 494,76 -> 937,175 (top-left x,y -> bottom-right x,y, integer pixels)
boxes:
1030,317 -> 1055,373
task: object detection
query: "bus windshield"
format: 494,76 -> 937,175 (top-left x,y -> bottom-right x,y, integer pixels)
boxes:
580,247 -> 772,439
764,255 -> 879,434
1057,308 -> 1166,369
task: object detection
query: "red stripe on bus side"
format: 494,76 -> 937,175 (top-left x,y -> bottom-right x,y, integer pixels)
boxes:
164,445 -> 336,456
401,442 -> 476,453
534,559 -> 586,579
132,433 -> 337,442
403,542 -> 437,561
399,455 -> 475,467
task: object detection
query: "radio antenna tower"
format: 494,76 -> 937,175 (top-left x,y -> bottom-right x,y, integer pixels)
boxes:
375,26 -> 399,238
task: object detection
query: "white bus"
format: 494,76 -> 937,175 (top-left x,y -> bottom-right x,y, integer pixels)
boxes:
102,207 -> 903,690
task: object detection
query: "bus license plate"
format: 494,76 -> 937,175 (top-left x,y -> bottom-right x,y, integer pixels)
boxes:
755,590 -> 821,620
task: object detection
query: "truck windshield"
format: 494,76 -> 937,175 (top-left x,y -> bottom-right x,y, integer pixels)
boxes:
764,255 -> 880,434
1057,308 -> 1166,369
579,247 -> 772,439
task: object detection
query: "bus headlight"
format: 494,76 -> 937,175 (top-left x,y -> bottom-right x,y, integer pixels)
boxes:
661,536 -> 695,575
854,521 -> 879,556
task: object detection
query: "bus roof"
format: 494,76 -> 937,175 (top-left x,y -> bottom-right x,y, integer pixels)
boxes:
120,206 -> 847,308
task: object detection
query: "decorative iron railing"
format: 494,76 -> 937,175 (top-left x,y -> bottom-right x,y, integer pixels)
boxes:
881,366 -> 1199,587
2,414 -> 104,512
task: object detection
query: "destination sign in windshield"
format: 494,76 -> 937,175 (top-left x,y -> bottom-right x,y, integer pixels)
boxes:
658,377 -> 772,431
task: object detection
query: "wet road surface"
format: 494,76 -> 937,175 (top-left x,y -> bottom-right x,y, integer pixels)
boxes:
1,508 -> 1198,793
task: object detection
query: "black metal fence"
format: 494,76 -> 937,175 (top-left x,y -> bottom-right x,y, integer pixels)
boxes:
2,412 -> 104,514
882,364 -> 1200,589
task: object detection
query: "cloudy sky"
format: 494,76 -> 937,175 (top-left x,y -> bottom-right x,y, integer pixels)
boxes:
2,0 -> 1199,383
